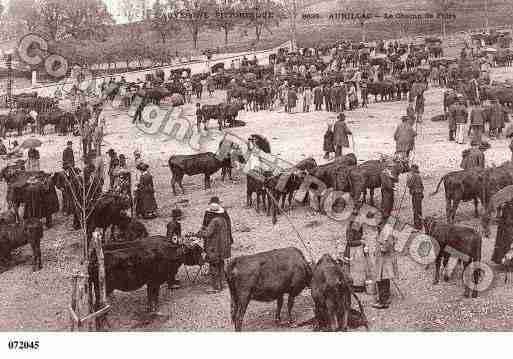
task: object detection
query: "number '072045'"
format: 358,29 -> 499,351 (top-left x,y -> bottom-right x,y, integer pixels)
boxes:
8,340 -> 40,350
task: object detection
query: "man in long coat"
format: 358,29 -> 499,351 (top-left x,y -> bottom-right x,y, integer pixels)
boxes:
393,116 -> 417,159
406,164 -> 424,230
200,197 -> 232,293
287,86 -> 297,113
488,98 -> 505,139
323,84 -> 332,112
330,84 -> 339,112
313,84 -> 323,111
333,113 -> 352,157
469,103 -> 485,144
460,140 -> 485,170
373,221 -> 397,309
448,98 -> 468,143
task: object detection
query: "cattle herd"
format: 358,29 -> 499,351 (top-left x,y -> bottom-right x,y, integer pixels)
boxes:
3,30 -> 513,332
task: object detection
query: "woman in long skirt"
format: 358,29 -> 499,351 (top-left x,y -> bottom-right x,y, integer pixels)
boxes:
135,163 -> 158,219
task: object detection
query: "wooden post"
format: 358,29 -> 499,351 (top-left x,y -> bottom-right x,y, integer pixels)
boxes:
91,230 -> 108,330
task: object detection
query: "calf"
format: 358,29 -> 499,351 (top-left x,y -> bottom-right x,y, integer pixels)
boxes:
89,236 -> 188,312
311,254 -> 367,331
168,152 -> 229,195
424,217 -> 482,298
0,219 -> 44,271
226,247 -> 312,331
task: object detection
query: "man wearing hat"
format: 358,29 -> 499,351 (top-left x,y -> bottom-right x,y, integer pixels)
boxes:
448,96 -> 468,144
394,116 -> 416,160
333,112 -> 352,157
380,167 -> 398,226
62,141 -> 75,170
406,164 -> 424,230
287,85 -> 297,113
469,102 -> 485,144
199,196 -> 232,293
488,98 -> 506,139
406,100 -> 416,126
460,140 -> 485,170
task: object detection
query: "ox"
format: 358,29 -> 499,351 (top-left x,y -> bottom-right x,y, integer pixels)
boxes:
226,247 -> 312,331
424,217 -> 482,298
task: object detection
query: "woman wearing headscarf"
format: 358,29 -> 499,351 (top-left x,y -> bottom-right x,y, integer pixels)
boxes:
135,163 -> 157,219
26,147 -> 40,171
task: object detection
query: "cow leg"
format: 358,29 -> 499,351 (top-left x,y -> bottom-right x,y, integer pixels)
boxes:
472,265 -> 480,298
171,174 -> 177,196
451,199 -> 460,224
445,198 -> 452,223
325,299 -> 338,332
178,176 -> 185,195
29,240 -> 40,272
234,295 -> 250,331
275,295 -> 283,324
473,198 -> 479,218
286,294 -> 296,325
433,255 -> 442,284
369,188 -> 375,206
313,302 -> 325,331
204,175 -> 211,189
462,262 -> 471,298
442,255 -> 450,282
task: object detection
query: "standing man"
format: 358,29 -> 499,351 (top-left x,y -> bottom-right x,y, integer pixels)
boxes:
303,86 -> 312,112
373,222 -> 397,309
199,197 -> 232,294
323,84 -> 332,112
62,141 -> 75,170
360,80 -> 368,108
460,140 -> 485,170
287,86 -> 297,113
330,83 -> 339,112
406,164 -> 424,230
406,100 -> 416,126
394,116 -> 417,160
92,122 -> 103,155
313,83 -> 323,111
488,98 -> 505,139
449,97 -> 468,143
80,120 -> 92,158
333,112 -> 352,157
469,102 -> 485,144
415,92 -> 425,123
196,103 -> 203,132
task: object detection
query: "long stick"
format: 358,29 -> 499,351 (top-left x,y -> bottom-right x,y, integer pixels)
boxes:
264,187 -> 315,263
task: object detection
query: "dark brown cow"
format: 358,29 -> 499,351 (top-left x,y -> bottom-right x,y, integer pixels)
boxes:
0,218 -> 44,271
311,254 -> 367,331
424,217 -> 482,298
430,168 -> 485,224
226,247 -> 312,331
89,236 -> 189,312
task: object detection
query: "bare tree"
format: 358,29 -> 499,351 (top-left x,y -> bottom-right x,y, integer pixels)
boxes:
431,0 -> 458,38
149,0 -> 179,44
211,0 -> 241,47
180,0 -> 216,49
337,0 -> 381,42
241,0 -> 283,43
38,0 -> 113,41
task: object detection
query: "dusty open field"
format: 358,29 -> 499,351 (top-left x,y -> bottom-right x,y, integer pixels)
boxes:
2,65 -> 513,332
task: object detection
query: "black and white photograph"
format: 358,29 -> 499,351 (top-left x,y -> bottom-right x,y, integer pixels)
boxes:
0,0 -> 513,355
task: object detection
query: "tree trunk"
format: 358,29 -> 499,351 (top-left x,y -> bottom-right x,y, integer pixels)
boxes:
192,27 -> 199,49
224,28 -> 229,46
255,24 -> 262,42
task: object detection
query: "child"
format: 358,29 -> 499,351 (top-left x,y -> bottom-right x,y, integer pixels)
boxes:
166,208 -> 183,289
196,103 -> 203,132
323,123 -> 335,159
166,208 -> 183,243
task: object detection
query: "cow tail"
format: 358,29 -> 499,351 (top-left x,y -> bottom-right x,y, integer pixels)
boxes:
430,174 -> 446,196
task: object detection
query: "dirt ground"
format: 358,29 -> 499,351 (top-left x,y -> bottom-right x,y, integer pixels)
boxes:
2,66 -> 513,332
